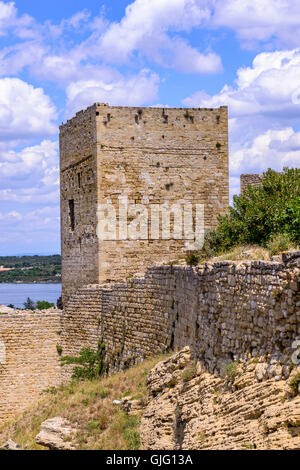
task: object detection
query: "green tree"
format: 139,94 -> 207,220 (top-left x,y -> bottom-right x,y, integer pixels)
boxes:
202,168 -> 299,255
24,297 -> 36,310
36,300 -> 54,310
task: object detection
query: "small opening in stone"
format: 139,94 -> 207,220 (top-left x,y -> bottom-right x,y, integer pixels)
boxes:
69,199 -> 75,231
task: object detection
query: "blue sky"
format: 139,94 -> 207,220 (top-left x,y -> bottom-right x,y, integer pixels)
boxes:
0,0 -> 300,255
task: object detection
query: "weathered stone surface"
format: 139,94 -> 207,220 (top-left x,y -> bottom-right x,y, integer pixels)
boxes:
1,253 -> 299,424
0,305 -> 15,314
140,348 -> 300,450
60,104 -> 229,304
36,417 -> 78,450
0,312 -> 62,423
121,397 -> 146,415
240,174 -> 263,192
61,252 -> 300,381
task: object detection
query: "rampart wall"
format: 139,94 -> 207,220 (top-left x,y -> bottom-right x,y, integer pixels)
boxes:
1,252 -> 299,423
0,312 -> 62,423
61,252 -> 300,379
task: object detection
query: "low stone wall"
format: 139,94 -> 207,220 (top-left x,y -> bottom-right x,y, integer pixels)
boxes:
0,312 -> 62,423
62,252 -> 300,377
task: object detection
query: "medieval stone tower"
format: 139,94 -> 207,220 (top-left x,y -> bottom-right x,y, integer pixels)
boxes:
60,104 -> 229,303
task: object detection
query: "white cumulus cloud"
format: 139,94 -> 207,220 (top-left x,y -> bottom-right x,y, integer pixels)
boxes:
183,48 -> 300,197
66,70 -> 160,117
0,78 -> 57,142
183,49 -> 300,123
0,140 -> 59,203
0,1 -> 17,35
0,206 -> 60,253
213,0 -> 300,48
231,127 -> 300,175
87,0 -> 222,74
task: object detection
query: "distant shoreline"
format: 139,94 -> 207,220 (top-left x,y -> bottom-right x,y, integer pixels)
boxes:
0,255 -> 61,284
0,281 -> 62,284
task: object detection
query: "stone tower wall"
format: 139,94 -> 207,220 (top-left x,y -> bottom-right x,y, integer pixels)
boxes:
60,104 -> 229,302
95,104 -> 229,284
60,106 -> 99,303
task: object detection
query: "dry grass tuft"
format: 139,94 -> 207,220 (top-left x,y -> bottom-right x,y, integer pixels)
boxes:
209,245 -> 271,262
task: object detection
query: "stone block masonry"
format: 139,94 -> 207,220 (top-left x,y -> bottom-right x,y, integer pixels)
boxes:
0,253 -> 299,423
61,252 -> 300,380
0,312 -> 62,423
240,173 -> 263,192
60,104 -> 229,304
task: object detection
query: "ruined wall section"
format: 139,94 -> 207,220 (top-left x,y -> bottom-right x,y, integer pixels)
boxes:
95,104 -> 229,282
62,253 -> 300,378
240,173 -> 263,192
0,312 -> 62,423
60,105 -> 98,302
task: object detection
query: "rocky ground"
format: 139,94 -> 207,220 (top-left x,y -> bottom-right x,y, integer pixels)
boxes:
1,347 -> 299,450
140,347 -> 300,450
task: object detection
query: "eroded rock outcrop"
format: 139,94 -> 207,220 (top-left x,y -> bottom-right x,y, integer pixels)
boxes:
36,417 -> 78,450
140,347 -> 300,450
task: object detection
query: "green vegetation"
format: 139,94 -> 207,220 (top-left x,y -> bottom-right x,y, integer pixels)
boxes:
0,353 -> 170,450
24,297 -> 36,310
242,442 -> 254,449
23,298 -> 55,310
60,341 -> 107,381
267,233 -> 294,256
111,411 -> 141,450
185,253 -> 200,266
0,255 -> 61,283
192,169 -> 299,262
289,373 -> 300,395
224,361 -> 241,381
36,300 -> 55,310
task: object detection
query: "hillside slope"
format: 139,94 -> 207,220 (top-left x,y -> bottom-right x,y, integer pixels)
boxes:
0,354 -> 169,450
1,348 -> 299,450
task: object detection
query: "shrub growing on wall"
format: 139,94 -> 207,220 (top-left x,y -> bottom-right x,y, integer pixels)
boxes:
203,168 -> 299,255
60,340 -> 106,381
